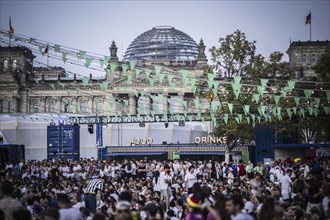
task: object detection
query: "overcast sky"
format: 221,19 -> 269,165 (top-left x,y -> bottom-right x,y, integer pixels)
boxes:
0,0 -> 329,76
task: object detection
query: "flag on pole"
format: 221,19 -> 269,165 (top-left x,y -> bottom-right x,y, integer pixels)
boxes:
305,12 -> 311,25
9,17 -> 14,35
44,45 -> 49,55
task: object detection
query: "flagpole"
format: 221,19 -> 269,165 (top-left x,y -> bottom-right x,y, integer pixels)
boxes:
309,10 -> 312,41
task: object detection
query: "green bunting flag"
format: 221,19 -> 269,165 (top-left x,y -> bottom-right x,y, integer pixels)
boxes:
299,108 -> 305,118
59,82 -> 65,89
145,69 -> 151,78
326,91 -> 330,101
28,38 -> 35,43
129,61 -> 137,70
286,108 -> 292,119
110,64 -> 117,73
122,64 -> 128,74
294,97 -> 300,107
231,83 -> 242,99
303,89 -> 313,98
62,52 -> 68,63
237,114 -> 242,123
84,58 -> 93,68
212,88 -> 217,97
211,102 -> 217,112
272,108 -> 276,116
159,74 -> 166,84
149,78 -> 155,87
77,51 -> 86,60
235,117 -> 240,124
253,94 -> 260,103
53,44 -> 60,53
127,75 -> 133,84
123,100 -> 129,107
246,116 -> 250,124
251,114 -> 255,123
150,94 -> 155,101
104,56 -> 110,63
99,59 -> 105,68
287,80 -> 295,91
281,87 -> 288,98
274,95 -> 280,106
234,76 -> 242,85
207,79 -> 214,89
228,103 -> 233,114
243,105 -> 250,115
261,106 -> 266,115
135,68 -> 141,78
208,73 -> 215,81
168,75 -> 174,83
181,70 -> 188,79
308,107 -> 313,116
276,114 -> 282,121
140,91 -> 145,97
260,79 -> 268,86
213,81 -> 220,92
277,107 -> 281,114
324,106 -> 330,115
100,82 -> 109,90
169,107 -> 174,115
223,114 -> 229,124
82,77 -> 89,86
155,66 -> 162,76
194,100 -> 200,108
258,107 -> 262,116
292,107 -> 297,115
257,86 -> 265,95
39,45 -> 45,55
192,86 -> 197,95
314,98 -> 320,108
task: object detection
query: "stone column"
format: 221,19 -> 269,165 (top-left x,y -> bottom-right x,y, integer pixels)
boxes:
129,93 -> 136,115
144,92 -> 150,115
163,92 -> 168,114
193,95 -> 200,113
178,92 -> 184,114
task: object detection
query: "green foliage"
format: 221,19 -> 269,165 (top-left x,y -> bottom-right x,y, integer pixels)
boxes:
210,30 -> 257,77
313,45 -> 330,81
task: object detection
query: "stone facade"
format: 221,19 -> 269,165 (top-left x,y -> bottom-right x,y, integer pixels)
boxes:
286,40 -> 330,78
0,40 -> 209,116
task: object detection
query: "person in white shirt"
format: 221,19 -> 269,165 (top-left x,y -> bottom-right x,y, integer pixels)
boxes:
184,166 -> 197,194
58,193 -> 82,220
159,164 -> 172,211
304,162 -> 310,178
280,169 -> 293,200
227,168 -> 234,185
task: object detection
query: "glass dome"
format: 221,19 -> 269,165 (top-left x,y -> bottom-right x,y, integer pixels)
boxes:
124,26 -> 199,62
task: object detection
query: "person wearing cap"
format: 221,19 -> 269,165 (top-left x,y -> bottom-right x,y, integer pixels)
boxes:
185,195 -> 203,220
160,164 -> 172,211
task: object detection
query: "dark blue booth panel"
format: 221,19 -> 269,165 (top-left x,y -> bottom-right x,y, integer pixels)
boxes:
47,125 -> 80,160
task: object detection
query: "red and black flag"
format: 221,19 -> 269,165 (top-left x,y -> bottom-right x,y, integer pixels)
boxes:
305,12 -> 311,25
44,45 -> 49,56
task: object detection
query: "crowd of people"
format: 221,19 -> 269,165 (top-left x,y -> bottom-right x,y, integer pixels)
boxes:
0,156 -> 329,220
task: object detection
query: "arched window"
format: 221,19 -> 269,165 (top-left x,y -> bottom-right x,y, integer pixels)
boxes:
301,54 -> 307,64
47,100 -> 55,113
0,100 -> 10,113
12,59 -> 17,70
310,54 -> 316,64
3,60 -> 9,71
30,100 -> 39,113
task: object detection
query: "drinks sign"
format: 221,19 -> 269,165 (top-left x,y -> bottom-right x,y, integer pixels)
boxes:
195,136 -> 227,144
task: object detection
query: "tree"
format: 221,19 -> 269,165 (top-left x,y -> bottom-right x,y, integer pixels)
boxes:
313,45 -> 330,81
210,30 -> 256,77
208,30 -> 297,162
